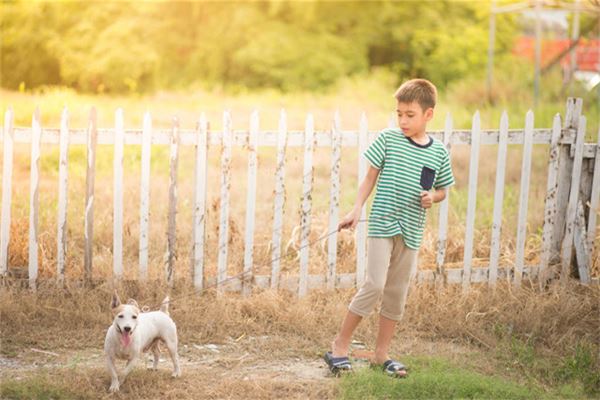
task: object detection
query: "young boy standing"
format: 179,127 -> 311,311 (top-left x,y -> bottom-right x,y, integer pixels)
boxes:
324,79 -> 455,377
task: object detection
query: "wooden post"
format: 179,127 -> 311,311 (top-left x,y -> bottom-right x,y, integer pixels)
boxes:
57,107 -> 69,285
113,109 -> 124,279
270,110 -> 288,289
552,98 -> 582,264
166,118 -> 179,287
28,108 -> 42,290
462,111 -> 481,291
327,112 -> 341,290
192,113 -> 209,290
84,108 -> 97,284
574,200 -> 590,284
242,111 -> 259,296
539,114 -> 562,287
436,113 -> 453,285
514,110 -> 534,287
139,112 -> 152,280
217,112 -> 232,290
586,127 -> 600,263
1,108 -> 14,276
560,115 -> 586,284
356,113 -> 368,287
489,111 -> 508,286
299,114 -> 314,297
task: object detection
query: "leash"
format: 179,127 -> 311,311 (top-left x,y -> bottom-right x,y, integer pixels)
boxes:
156,165 -> 436,309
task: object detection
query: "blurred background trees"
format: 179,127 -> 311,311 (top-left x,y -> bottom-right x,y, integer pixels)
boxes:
0,0 -> 518,93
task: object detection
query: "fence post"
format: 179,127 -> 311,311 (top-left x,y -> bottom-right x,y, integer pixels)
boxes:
327,112 -> 341,290
242,111 -> 259,296
139,112 -> 152,280
355,113 -> 368,287
298,114 -> 315,297
113,109 -> 124,280
166,118 -> 179,287
270,110 -> 287,289
436,112 -> 453,287
462,111 -> 481,291
551,98 -> 581,267
192,113 -> 208,290
29,108 -> 42,290
57,107 -> 69,285
1,108 -> 14,277
84,108 -> 97,284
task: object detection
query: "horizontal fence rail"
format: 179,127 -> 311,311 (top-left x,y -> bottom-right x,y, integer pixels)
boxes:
0,98 -> 598,294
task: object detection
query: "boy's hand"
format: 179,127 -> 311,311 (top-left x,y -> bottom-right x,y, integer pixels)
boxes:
338,208 -> 360,231
420,191 -> 434,209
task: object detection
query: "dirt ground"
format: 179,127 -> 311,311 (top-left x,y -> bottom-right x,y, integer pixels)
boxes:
0,333 -> 474,399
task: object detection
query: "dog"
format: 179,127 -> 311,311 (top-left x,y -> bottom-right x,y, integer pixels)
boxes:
104,291 -> 181,392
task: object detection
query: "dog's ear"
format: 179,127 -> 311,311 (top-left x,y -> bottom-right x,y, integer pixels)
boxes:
111,291 -> 121,310
127,299 -> 139,308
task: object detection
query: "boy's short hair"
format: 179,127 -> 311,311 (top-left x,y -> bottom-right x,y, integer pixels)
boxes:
394,79 -> 437,111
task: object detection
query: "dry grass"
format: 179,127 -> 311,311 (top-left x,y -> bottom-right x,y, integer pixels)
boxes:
1,279 -> 597,360
1,279 -> 598,398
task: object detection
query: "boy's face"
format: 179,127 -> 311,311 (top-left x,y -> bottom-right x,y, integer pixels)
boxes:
396,101 -> 433,138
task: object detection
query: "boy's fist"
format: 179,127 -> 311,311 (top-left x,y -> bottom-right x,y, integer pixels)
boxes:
338,209 -> 360,231
420,191 -> 433,209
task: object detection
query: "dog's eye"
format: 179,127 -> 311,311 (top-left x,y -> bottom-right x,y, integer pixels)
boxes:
132,315 -> 137,319
118,315 -> 123,318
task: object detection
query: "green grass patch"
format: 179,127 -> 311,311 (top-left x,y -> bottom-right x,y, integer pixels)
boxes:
1,375 -> 89,400
337,356 -> 592,400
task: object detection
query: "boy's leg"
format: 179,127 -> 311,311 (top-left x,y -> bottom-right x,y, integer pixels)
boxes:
376,236 -> 417,363
332,311 -> 362,357
332,237 -> 393,357
374,314 -> 397,364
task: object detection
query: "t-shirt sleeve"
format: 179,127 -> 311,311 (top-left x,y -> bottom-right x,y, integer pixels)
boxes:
363,131 -> 386,170
434,148 -> 455,189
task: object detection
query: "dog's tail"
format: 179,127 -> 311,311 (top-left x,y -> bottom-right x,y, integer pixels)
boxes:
160,296 -> 170,315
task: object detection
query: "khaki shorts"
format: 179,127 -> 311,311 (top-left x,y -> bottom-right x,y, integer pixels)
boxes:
348,235 -> 417,321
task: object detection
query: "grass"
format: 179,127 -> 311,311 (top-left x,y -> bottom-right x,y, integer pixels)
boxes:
1,281 -> 598,399
338,355 -> 594,400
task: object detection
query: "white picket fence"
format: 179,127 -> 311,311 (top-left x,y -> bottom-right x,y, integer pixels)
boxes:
0,98 -> 598,294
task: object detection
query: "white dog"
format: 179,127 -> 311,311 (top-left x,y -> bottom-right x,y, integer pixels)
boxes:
104,292 -> 181,392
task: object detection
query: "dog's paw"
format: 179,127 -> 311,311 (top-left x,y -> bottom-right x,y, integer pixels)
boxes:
109,382 -> 120,393
171,370 -> 181,378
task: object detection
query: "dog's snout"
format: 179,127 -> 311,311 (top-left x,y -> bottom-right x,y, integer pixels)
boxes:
124,326 -> 131,333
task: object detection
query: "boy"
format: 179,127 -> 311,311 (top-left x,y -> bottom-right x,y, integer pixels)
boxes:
324,79 -> 455,377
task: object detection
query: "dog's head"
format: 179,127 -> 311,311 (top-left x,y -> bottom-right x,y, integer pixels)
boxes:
111,291 -> 140,347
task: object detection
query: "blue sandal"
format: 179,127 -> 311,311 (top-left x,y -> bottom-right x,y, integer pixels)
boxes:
323,351 -> 352,376
381,359 -> 408,378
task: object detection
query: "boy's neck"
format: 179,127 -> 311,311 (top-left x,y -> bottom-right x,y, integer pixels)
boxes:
407,130 -> 429,145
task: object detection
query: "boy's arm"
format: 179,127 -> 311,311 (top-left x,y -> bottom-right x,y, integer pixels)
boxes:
338,165 -> 380,231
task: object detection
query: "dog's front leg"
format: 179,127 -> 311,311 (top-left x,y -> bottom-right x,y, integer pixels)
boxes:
120,356 -> 138,384
106,355 -> 120,393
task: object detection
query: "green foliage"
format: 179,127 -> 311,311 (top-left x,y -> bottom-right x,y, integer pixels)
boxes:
1,0 -> 519,93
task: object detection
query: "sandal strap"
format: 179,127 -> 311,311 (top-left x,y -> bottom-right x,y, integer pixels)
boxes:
325,352 -> 352,371
383,359 -> 406,373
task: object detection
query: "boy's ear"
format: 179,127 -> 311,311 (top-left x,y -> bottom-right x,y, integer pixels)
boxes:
424,107 -> 434,121
111,291 -> 121,310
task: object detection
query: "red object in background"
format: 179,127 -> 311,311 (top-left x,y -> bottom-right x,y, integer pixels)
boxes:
513,37 -> 599,72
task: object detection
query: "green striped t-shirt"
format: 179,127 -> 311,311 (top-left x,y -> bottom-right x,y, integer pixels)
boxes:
364,128 -> 455,250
